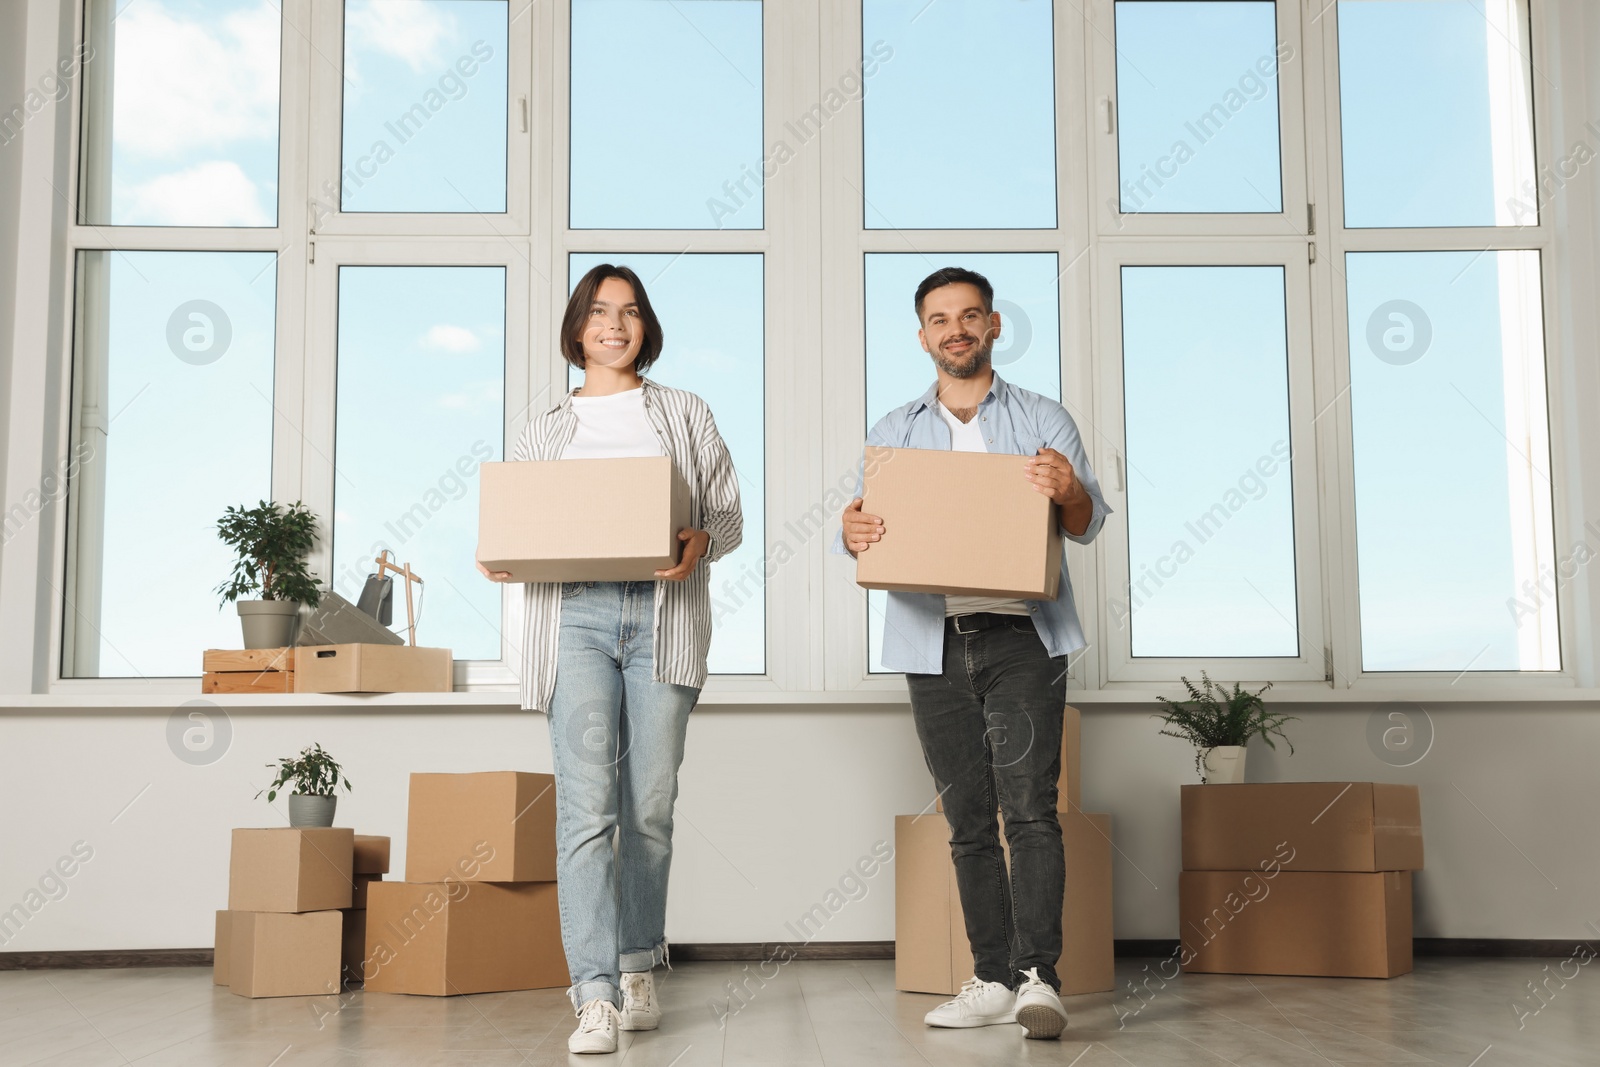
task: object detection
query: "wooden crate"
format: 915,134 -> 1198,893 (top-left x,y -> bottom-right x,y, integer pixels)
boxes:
202,648 -> 295,694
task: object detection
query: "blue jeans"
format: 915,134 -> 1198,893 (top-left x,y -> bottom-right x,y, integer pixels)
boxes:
547,580 -> 700,1011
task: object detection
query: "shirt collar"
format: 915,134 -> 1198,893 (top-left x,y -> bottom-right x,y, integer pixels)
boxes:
911,370 -> 1008,415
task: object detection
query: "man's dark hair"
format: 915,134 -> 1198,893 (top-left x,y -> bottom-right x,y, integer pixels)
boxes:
560,263 -> 665,372
913,266 -> 995,322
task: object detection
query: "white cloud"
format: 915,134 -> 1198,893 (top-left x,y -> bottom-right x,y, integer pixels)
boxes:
119,160 -> 272,225
111,1 -> 280,160
345,0 -> 456,75
421,324 -> 481,353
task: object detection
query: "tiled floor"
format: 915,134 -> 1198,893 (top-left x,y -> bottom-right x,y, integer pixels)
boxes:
0,957 -> 1592,1065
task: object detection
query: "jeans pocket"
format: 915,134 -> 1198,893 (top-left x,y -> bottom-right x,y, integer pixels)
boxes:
560,581 -> 588,599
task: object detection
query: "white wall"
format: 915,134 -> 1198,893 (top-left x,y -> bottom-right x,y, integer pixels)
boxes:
2,700 -> 1597,952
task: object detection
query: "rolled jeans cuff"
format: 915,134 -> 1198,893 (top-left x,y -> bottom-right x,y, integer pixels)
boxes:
619,939 -> 668,973
568,979 -> 619,1012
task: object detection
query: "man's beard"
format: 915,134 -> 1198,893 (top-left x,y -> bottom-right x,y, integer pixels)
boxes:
931,331 -> 995,379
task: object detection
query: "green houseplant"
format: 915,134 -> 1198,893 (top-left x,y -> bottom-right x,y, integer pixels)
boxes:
216,500 -> 323,649
258,743 -> 352,828
1154,672 -> 1296,784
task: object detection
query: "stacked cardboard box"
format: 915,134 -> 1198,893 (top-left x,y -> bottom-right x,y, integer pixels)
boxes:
1178,783 -> 1424,979
215,828 -> 353,997
339,835 -> 390,987
361,772 -> 568,995
895,706 -> 1114,996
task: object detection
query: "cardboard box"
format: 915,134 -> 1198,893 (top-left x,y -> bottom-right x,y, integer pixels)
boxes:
1179,870 -> 1412,978
362,881 -> 567,995
894,810 -> 1114,996
405,772 -> 556,883
229,910 -> 342,997
939,705 -> 1082,814
351,874 -> 382,909
855,446 -> 1062,599
341,908 -> 366,986
477,457 -> 691,582
213,910 -> 231,986
228,828 -> 354,912
294,643 -> 453,694
353,834 -> 391,875
1182,783 -> 1423,873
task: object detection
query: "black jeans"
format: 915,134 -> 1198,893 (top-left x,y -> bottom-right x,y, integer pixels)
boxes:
905,613 -> 1067,992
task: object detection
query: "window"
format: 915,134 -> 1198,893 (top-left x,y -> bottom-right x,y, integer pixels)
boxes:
332,266 -> 506,661
568,253 -> 767,674
65,251 -> 278,677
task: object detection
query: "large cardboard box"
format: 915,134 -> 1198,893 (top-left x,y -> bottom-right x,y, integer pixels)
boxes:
1182,783 -> 1423,873
895,810 -> 1114,997
353,834 -> 391,875
228,828 -> 354,912
938,705 -> 1082,814
229,910 -> 342,997
855,446 -> 1062,599
477,457 -> 691,582
213,910 -> 231,986
294,644 -> 453,694
362,881 -> 567,995
405,772 -> 556,883
1179,870 -> 1412,978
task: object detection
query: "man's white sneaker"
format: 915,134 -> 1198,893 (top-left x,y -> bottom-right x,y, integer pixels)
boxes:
620,971 -> 661,1031
1014,967 -> 1068,1039
568,998 -> 622,1054
923,976 -> 1017,1028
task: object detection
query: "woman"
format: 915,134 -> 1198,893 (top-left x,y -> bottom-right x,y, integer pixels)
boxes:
478,263 -> 742,1054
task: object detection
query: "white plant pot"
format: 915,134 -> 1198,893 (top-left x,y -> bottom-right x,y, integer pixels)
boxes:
237,599 -> 300,649
1202,745 -> 1247,784
288,794 -> 337,828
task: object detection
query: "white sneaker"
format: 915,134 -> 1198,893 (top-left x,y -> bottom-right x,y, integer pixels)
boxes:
1014,967 -> 1068,1039
568,998 -> 622,1054
620,970 -> 661,1031
923,976 -> 1017,1028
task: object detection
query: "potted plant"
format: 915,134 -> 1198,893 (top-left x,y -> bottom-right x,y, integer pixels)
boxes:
216,500 -> 323,649
258,743 -> 353,827
1154,672 -> 1295,784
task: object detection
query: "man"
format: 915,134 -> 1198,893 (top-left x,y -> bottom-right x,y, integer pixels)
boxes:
836,267 -> 1108,1040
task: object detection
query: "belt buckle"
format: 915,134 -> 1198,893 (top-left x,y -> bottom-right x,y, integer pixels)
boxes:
953,613 -> 979,634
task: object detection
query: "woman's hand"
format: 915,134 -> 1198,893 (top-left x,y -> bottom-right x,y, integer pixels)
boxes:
476,559 -> 513,582
655,528 -> 710,581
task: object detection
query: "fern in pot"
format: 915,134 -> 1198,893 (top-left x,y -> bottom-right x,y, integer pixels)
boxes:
258,743 -> 352,827
216,500 -> 323,649
1155,672 -> 1296,784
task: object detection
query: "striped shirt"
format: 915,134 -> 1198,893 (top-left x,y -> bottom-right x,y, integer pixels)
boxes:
510,377 -> 743,712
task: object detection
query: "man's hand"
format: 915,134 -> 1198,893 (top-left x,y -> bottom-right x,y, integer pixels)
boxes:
476,559 -> 512,582
842,497 -> 884,558
1025,447 -> 1093,536
656,528 -> 710,581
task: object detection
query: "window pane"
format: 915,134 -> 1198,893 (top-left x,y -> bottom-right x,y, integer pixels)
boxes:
64,251 -> 277,677
1114,1 -> 1283,214
1119,266 -> 1297,657
1347,251 -> 1556,670
567,254 -> 765,673
1338,0 -> 1536,228
863,252 -> 1062,673
570,1 -> 763,229
862,1 -> 1055,229
82,0 -> 281,226
341,0 -> 509,213
334,267 -> 505,660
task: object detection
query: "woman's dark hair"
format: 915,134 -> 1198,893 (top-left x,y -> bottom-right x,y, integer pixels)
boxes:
913,266 -> 995,322
561,263 -> 664,373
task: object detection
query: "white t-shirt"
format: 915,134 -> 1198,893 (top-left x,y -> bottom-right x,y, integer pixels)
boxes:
560,386 -> 664,459
936,401 -> 1030,618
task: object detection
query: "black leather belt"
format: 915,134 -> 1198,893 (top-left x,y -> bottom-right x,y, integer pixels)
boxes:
948,612 -> 1032,635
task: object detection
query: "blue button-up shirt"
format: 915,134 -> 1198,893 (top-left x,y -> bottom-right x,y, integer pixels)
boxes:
833,372 -> 1111,674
